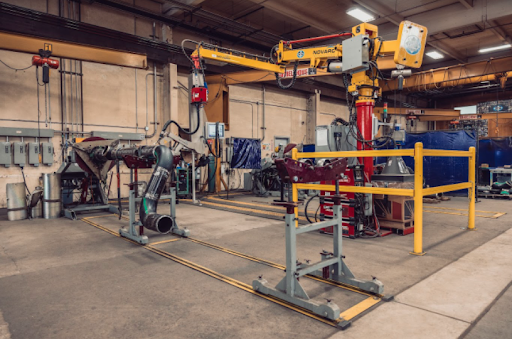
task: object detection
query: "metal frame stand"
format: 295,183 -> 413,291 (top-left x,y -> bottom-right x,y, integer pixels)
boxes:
119,185 -> 190,245
120,188 -> 149,245
252,182 -> 383,327
169,186 -> 190,237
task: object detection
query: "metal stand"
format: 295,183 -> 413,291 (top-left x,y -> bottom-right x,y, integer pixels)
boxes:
169,185 -> 190,237
119,184 -> 190,245
253,182 -> 383,325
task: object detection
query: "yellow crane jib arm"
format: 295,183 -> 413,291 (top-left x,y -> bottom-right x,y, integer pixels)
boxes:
190,20 -> 427,92
191,43 -> 284,73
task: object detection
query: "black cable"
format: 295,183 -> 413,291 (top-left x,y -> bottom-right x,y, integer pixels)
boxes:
314,205 -> 320,223
305,194 -> 319,223
275,61 -> 299,89
20,167 -> 30,194
160,103 -> 201,142
0,59 -> 33,71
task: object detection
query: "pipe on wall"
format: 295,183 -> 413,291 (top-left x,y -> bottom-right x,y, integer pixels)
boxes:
261,85 -> 266,141
135,69 -> 138,133
144,63 -> 162,139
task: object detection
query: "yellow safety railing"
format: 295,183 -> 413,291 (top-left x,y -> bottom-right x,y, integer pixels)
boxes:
291,142 -> 476,255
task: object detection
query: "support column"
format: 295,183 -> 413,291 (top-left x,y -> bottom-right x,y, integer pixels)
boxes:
305,90 -> 320,144
356,98 -> 374,182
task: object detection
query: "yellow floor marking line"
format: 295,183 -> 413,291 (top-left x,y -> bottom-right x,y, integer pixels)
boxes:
184,237 -> 375,297
80,215 -> 380,327
81,214 -> 118,220
340,296 -> 381,321
149,238 -> 180,246
424,206 -> 505,219
184,199 -> 309,222
424,209 -> 505,219
425,206 -> 499,213
206,196 -> 287,210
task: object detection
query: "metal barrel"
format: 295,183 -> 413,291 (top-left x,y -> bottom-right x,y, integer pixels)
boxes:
42,173 -> 62,219
6,183 -> 27,221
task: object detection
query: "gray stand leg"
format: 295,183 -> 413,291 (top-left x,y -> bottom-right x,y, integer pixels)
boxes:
119,189 -> 148,245
170,187 -> 190,237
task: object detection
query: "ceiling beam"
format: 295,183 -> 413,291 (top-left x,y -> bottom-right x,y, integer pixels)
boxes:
246,0 -> 335,33
353,0 -> 467,63
458,0 -> 474,9
487,20 -> 512,44
0,32 -> 147,68
383,56 -> 512,92
233,6 -> 264,21
387,0 -> 510,37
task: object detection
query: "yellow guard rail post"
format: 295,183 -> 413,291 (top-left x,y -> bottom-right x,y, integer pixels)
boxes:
468,146 -> 476,231
411,143 -> 425,255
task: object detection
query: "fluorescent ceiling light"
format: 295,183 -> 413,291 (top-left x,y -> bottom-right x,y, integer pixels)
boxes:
347,8 -> 375,22
479,44 -> 511,53
426,51 -> 444,59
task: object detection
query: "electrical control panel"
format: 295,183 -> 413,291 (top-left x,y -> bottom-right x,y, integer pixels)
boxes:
206,122 -> 225,139
342,34 -> 369,74
28,142 -> 40,167
13,142 -> 26,167
41,142 -> 54,166
191,87 -> 208,103
0,142 -> 11,167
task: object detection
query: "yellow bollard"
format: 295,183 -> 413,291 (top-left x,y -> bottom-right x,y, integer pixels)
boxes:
292,148 -> 299,227
468,146 -> 476,230
411,142 -> 426,256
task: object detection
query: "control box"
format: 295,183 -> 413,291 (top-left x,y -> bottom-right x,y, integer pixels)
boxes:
206,122 -> 225,139
0,142 -> 11,167
28,142 -> 40,166
342,34 -> 369,74
13,142 -> 26,167
41,142 -> 54,166
191,87 -> 208,103
315,125 -> 357,166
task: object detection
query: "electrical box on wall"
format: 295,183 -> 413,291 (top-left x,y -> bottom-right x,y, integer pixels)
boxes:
13,142 -> 25,167
0,142 -> 11,167
28,142 -> 40,166
41,142 -> 54,166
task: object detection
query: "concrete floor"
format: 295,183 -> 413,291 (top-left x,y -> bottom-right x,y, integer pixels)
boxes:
0,195 -> 511,338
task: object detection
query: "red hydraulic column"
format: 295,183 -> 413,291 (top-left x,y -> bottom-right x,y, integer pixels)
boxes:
356,100 -> 375,182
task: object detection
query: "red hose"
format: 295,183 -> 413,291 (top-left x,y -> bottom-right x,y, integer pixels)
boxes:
285,32 -> 351,46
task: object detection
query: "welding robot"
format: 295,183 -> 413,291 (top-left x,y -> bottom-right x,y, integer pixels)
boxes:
69,63 -> 223,244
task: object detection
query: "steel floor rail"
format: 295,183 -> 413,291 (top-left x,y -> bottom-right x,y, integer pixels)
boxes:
80,215 -> 382,328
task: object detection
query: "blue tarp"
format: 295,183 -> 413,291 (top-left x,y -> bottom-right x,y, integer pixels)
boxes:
478,137 -> 512,168
231,138 -> 261,169
376,130 -> 476,194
